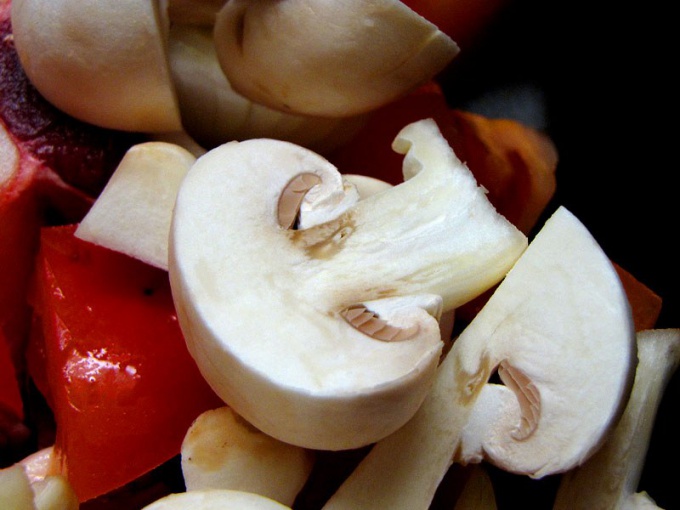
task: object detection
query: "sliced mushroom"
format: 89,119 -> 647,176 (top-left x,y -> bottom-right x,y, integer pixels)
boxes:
212,0 -> 459,117
141,490 -> 292,510
168,118 -> 526,450
323,206 -> 636,509
181,407 -> 314,507
11,0 -> 182,132
76,142 -> 198,271
553,328 -> 680,510
167,25 -> 367,152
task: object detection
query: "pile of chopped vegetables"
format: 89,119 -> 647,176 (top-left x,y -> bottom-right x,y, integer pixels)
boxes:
1,0 -> 677,509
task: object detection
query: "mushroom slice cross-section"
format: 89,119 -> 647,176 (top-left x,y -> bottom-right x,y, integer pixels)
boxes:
456,206 -> 637,477
322,207 -> 637,510
168,118 -> 527,450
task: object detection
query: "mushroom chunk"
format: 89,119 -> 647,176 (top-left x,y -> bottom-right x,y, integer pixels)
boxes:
213,0 -> 459,117
76,142 -> 198,271
10,0 -> 182,132
169,118 -> 527,450
323,206 -> 636,510
181,407 -> 314,506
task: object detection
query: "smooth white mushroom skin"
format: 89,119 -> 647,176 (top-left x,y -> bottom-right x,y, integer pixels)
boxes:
169,119 -> 526,450
11,0 -> 182,132
323,206 -> 636,510
141,490 -> 292,510
76,142 -> 197,271
213,0 -> 459,117
553,329 -> 680,510
168,25 -> 367,152
181,407 -> 314,507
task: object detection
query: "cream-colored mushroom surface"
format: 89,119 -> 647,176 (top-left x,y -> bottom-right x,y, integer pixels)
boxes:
10,0 -> 181,132
142,490 -> 292,510
167,24 -> 366,152
323,206 -> 636,510
181,407 -> 314,507
168,118 -> 527,450
213,0 -> 459,117
75,142 -> 197,271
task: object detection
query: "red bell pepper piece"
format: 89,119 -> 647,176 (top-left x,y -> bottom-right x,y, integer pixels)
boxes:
28,224 -> 222,502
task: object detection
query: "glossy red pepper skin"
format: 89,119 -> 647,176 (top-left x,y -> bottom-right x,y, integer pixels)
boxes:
28,224 -> 223,502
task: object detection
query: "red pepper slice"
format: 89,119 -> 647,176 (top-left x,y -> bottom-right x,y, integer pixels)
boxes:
28,224 -> 222,502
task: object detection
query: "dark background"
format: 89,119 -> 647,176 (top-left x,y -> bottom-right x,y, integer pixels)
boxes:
441,1 -> 678,508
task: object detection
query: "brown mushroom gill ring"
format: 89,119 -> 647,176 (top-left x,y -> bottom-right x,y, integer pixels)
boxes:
277,172 -> 419,343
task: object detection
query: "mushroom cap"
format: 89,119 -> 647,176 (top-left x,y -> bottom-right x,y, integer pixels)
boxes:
11,0 -> 182,132
213,0 -> 459,117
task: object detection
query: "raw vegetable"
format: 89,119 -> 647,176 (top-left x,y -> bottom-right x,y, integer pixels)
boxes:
181,406 -> 314,506
27,225 -> 223,501
168,118 -> 527,450
322,206 -> 636,509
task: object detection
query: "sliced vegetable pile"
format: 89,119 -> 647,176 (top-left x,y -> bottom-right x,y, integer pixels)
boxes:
0,0 -> 675,509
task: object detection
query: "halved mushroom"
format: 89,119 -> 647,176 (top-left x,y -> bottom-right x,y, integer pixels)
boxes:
553,328 -> 680,509
167,24 -> 367,152
181,407 -> 314,506
212,0 -> 459,117
142,490 -> 292,510
168,118 -> 527,450
322,206 -> 636,509
11,0 -> 182,132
